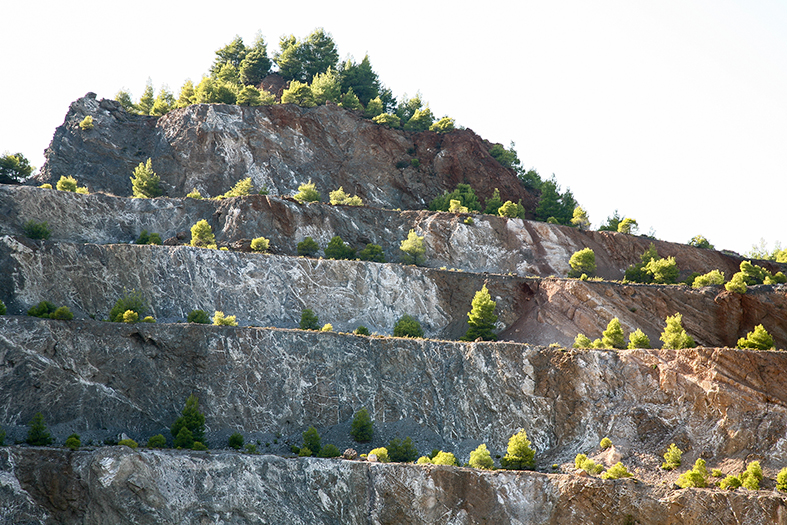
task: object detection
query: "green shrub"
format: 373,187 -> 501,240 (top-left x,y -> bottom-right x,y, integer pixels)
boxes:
324,236 -> 356,260
448,199 -> 469,213
692,269 -> 725,288
573,334 -> 592,349
65,433 -> 81,450
500,429 -> 535,470
186,189 -> 202,199
461,284 -> 498,341
688,235 -> 713,249
368,447 -> 390,462
0,427 -> 6,446
469,444 -> 495,470
428,184 -> 481,212
464,217 -> 474,225
26,413 -> 53,446
136,230 -> 163,245
388,437 -> 419,463
660,313 -> 696,349
737,324 -> 775,350
358,243 -> 386,262
51,306 -> 74,320
191,441 -> 207,451
777,467 -> 787,491
645,256 -> 679,284
250,236 -> 270,252
118,438 -> 138,449
187,309 -> 210,324
190,219 -> 217,249
23,220 -> 51,240
393,315 -> 424,338
147,434 -> 167,448
293,180 -> 320,203
354,326 -> 370,336
627,329 -> 651,349
617,218 -> 638,234
171,394 -> 205,446
56,175 -> 79,192
321,323 -> 333,332
712,469 -> 724,478
329,187 -> 363,206
302,426 -> 321,456
600,437 -> 612,450
28,301 -> 57,318
431,451 -> 458,466
350,408 -> 373,442
601,462 -> 633,479
109,289 -> 148,322
676,458 -> 708,488
741,461 -> 763,490
213,311 -> 238,326
373,113 -> 401,128
298,447 -> 312,457
574,453 -> 604,475
39,183 -> 53,189
318,444 -> 341,458
498,200 -> 525,219
220,178 -> 254,199
429,117 -> 455,133
601,318 -> 626,349
299,309 -> 320,330
0,299 -> 6,315
228,432 -> 244,450
123,310 -> 139,323
244,443 -> 257,454
297,237 -> 319,256
142,315 -> 155,323
416,455 -> 432,464
568,248 -> 596,278
720,474 -> 742,490
399,229 -> 425,265
725,273 -> 748,294
130,158 -> 163,199
79,115 -> 94,130
661,443 -> 682,470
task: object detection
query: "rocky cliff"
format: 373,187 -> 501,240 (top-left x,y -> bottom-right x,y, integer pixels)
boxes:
34,94 -> 536,211
3,448 -> 786,525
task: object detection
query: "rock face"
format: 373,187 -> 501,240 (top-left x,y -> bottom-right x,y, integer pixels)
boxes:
2,448 -> 786,525
35,94 -> 536,211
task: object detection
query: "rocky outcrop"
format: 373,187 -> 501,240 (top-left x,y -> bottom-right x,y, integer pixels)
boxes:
1,234 -> 784,347
2,448 -> 786,525
2,317 -> 787,469
35,94 -> 536,211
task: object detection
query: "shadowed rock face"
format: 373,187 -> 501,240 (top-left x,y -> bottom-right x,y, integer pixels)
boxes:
34,94 -> 536,211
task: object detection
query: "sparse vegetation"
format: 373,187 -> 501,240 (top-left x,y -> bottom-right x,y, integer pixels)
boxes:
676,458 -> 708,488
692,269 -> 725,288
65,433 -> 81,450
627,329 -> 651,349
171,394 -> 206,449
23,220 -> 51,240
601,318 -> 626,349
228,432 -> 244,450
368,447 -> 390,462
136,230 -> 163,245
469,444 -> 495,470
302,426 -> 321,456
324,235 -> 355,260
461,285 -> 498,341
574,453 -> 604,474
388,437 -> 419,463
329,187 -> 363,206
147,434 -> 167,448
358,243 -> 385,262
600,437 -> 612,450
118,438 -> 139,449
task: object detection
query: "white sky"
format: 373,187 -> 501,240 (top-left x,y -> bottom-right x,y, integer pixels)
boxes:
2,0 -> 785,255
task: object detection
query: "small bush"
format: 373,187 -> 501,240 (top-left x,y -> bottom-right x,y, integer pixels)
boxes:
28,301 -> 57,318
186,189 -> 202,199
388,437 -> 419,463
324,236 -> 356,260
358,243 -> 386,262
574,453 -> 604,475
220,178 -> 254,199
318,444 -> 341,458
171,394 -> 205,446
777,467 -> 787,492
660,312 -> 696,350
244,443 -> 257,454
692,269 -> 725,288
725,273 -> 748,294
720,474 -> 742,490
228,432 -> 244,450
500,429 -> 535,470
661,443 -> 682,470
298,447 -> 312,457
568,248 -> 596,278
302,426 -> 321,456
118,438 -> 139,449
141,316 -> 155,323
147,434 -> 167,448
39,183 -> 53,189
123,310 -> 139,323
187,309 -> 210,324
321,323 -> 333,332
57,175 -> 78,192
190,219 -> 217,249
329,187 -> 363,206
109,289 -> 148,322
601,318 -> 626,349
368,447 -> 390,462
130,158 -> 162,199
26,413 -> 53,446
711,469 -> 724,478
600,437 -> 612,450
399,229 -> 425,265
297,237 -> 319,256
23,220 -> 51,240
627,329 -> 651,349
676,458 -> 708,488
354,326 -> 370,336
213,311 -> 238,326
250,236 -> 270,252
299,309 -> 320,330
350,408 -> 373,443
51,306 -> 74,320
431,451 -> 458,466
573,334 -> 592,349
79,115 -> 94,130
410,158 -> 420,168
737,324 -> 775,350
464,217 -> 474,225
469,444 -> 495,470
0,299 -> 6,315
136,230 -> 163,245
65,433 -> 81,450
601,462 -> 633,480
741,461 -> 763,490
293,180 -> 320,203
393,315 -> 424,338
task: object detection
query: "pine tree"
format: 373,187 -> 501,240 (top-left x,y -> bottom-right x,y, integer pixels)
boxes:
26,412 -> 53,446
601,318 -> 626,349
350,408 -> 373,442
461,285 -> 498,341
171,394 -> 205,445
137,81 -> 155,115
660,313 -> 696,349
130,158 -> 163,198
571,206 -> 591,230
484,188 -> 504,215
190,220 -> 216,248
500,429 -> 535,470
737,324 -> 775,350
399,230 -> 425,265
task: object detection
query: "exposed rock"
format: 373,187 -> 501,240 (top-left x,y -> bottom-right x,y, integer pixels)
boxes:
1,447 -> 786,525
34,95 -> 536,211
